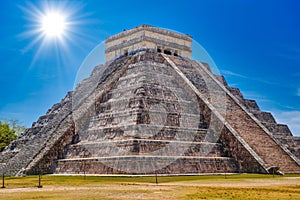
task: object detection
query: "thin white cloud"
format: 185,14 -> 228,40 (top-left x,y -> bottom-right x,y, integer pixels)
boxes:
220,69 -> 247,78
242,91 -> 273,104
220,69 -> 277,85
272,111 -> 300,137
297,88 -> 300,97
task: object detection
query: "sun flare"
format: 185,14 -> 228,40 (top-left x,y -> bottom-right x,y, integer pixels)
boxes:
41,12 -> 66,38
20,0 -> 88,60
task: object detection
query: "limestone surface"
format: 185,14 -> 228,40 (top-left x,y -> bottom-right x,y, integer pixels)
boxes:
1,25 -> 299,175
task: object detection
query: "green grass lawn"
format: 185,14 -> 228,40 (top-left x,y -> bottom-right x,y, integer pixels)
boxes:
0,174 -> 299,200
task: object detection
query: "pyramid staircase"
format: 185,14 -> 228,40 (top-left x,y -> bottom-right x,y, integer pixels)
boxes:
168,55 -> 300,173
56,51 -> 238,174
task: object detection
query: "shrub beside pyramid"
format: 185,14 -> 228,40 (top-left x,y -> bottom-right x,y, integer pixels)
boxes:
1,25 -> 299,175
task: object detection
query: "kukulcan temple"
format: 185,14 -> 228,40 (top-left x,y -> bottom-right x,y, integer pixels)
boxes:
1,25 -> 300,175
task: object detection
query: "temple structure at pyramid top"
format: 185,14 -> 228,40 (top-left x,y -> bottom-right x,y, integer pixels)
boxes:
105,24 -> 192,61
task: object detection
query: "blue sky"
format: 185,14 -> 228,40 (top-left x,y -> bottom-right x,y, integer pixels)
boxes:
0,0 -> 299,135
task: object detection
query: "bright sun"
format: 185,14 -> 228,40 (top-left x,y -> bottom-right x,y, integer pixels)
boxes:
41,12 -> 66,37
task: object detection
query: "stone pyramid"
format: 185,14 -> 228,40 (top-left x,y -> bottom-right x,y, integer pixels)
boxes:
1,25 -> 300,175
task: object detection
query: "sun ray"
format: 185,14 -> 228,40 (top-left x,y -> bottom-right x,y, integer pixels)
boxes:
18,0 -> 101,74
18,1 -> 74,67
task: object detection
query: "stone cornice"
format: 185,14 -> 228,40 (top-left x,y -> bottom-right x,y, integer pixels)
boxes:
106,35 -> 192,53
106,25 -> 192,43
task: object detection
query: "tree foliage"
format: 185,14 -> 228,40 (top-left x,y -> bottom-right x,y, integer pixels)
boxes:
0,119 -> 26,152
0,121 -> 17,151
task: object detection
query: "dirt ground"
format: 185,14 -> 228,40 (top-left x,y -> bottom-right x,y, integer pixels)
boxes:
0,176 -> 299,200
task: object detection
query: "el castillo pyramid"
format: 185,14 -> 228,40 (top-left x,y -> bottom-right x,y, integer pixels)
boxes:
1,25 -> 300,176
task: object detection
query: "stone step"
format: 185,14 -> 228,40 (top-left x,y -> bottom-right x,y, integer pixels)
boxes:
262,123 -> 292,136
252,112 -> 276,124
81,124 -> 208,142
60,155 -> 233,161
78,138 -> 215,145
55,156 -> 238,174
79,127 -> 208,145
96,96 -> 196,110
116,74 -> 183,91
126,62 -> 176,77
89,110 -> 201,128
92,109 -> 201,120
117,72 -> 184,88
87,120 -> 205,130
119,67 -> 175,81
64,140 -> 224,158
103,82 -> 193,102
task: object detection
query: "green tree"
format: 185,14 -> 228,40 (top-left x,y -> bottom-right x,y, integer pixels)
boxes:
0,120 -> 17,151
